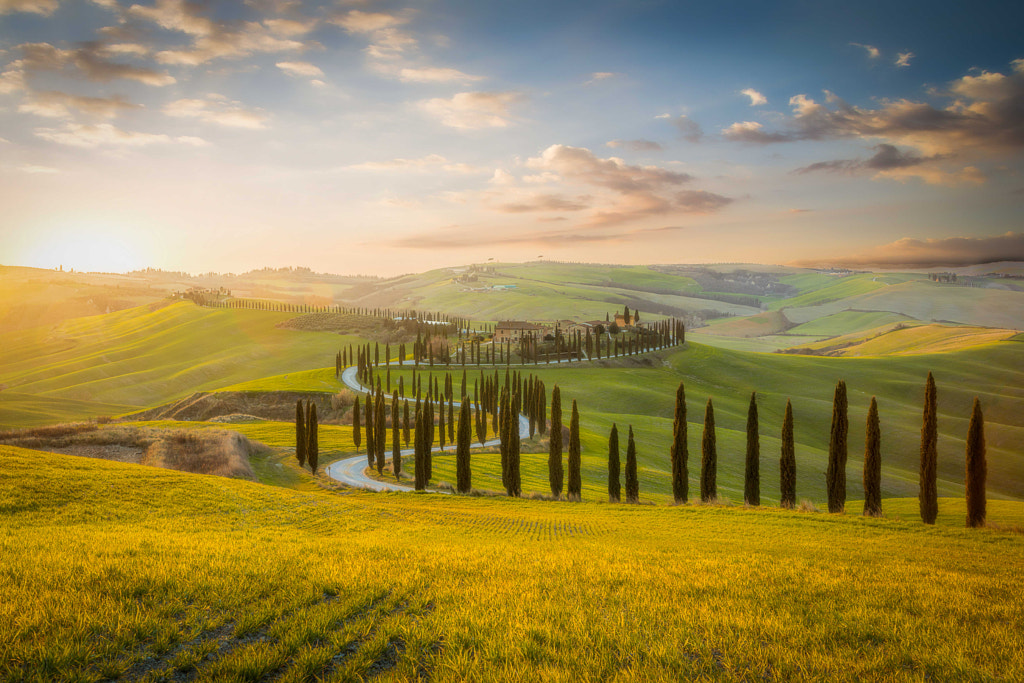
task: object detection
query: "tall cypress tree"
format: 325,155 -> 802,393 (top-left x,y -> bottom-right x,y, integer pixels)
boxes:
744,391 -> 760,506
607,423 -> 621,503
863,396 -> 882,517
919,372 -> 939,524
508,392 -> 521,497
295,399 -> 307,466
670,381 -> 688,504
307,402 -> 319,475
425,397 -> 433,481
414,407 -> 426,491
499,389 -> 510,489
826,380 -> 848,513
448,396 -> 455,444
403,401 -> 410,447
352,397 -> 361,455
567,400 -> 582,500
780,399 -> 796,509
375,392 -> 386,475
700,399 -> 717,502
438,398 -> 446,450
549,385 -> 563,497
965,398 -> 987,528
365,394 -> 375,468
392,392 -> 401,481
625,425 -> 639,504
457,400 -> 471,493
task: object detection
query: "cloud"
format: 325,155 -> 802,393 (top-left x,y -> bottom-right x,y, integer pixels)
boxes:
721,59 -> 1024,160
34,122 -> 186,148
19,164 -> 59,173
793,143 -> 985,186
398,66 -> 482,83
276,60 -> 323,78
347,154 -> 481,173
18,90 -> 141,119
795,232 -> 1024,268
496,194 -> 591,213
606,139 -> 663,152
667,115 -> 702,142
0,0 -> 59,16
163,96 -> 267,129
7,42 -> 176,87
418,91 -> 524,129
895,51 -> 914,68
332,10 -> 406,34
741,88 -> 767,106
584,72 -> 619,85
390,223 -> 688,250
128,0 -> 308,66
851,42 -> 880,59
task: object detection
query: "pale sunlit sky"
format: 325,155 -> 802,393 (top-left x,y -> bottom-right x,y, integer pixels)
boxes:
1,0 -> 1023,275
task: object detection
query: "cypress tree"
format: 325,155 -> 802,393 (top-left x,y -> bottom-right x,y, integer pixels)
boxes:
456,400 -> 471,493
549,385 -> 564,497
448,396 -> 455,444
438,398 -> 446,450
625,425 -> 639,504
295,399 -> 307,466
537,381 -> 547,435
670,381 -> 688,504
608,423 -> 620,502
365,394 -> 375,467
375,392 -> 386,475
919,372 -> 939,524
307,402 -> 319,475
425,398 -> 433,481
744,391 -> 760,506
700,398 -> 717,502
499,389 -> 510,488
403,401 -> 410,447
780,399 -> 796,509
392,392 -> 401,481
826,380 -> 848,513
567,399 -> 581,500
352,397 -> 361,455
964,397 -> 988,528
863,396 -> 882,517
414,408 -> 426,491
508,392 -> 521,497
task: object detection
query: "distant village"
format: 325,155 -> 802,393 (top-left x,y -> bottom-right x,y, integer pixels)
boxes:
493,310 -> 640,344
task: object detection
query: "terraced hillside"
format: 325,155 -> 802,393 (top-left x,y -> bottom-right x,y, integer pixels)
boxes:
3,447 -> 1023,681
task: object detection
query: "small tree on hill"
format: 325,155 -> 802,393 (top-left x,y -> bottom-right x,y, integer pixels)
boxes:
307,402 -> 319,475
457,400 -> 471,493
744,391 -> 760,506
567,399 -> 581,500
965,398 -> 987,528
670,381 -> 688,504
826,380 -> 848,513
625,425 -> 639,503
608,423 -> 620,503
700,398 -> 717,502
549,385 -> 564,498
863,396 -> 882,517
295,399 -> 306,466
352,397 -> 361,455
919,372 -> 939,524
780,399 -> 796,509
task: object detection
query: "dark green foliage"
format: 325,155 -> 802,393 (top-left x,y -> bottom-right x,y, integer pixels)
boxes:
352,397 -> 361,454
780,399 -> 796,509
919,372 -> 938,524
608,424 -> 620,503
392,392 -> 401,481
365,394 -> 375,468
549,385 -> 563,497
567,399 -> 581,500
414,407 -> 426,491
457,400 -> 471,493
425,398 -> 433,481
863,396 -> 882,517
438,397 -> 446,450
625,426 -> 639,504
295,400 -> 306,467
448,396 -> 455,444
403,401 -> 410,447
499,390 -> 510,489
965,398 -> 987,528
670,381 -> 688,504
744,392 -> 760,506
375,392 -> 385,475
826,380 -> 848,513
700,399 -> 717,502
507,392 -> 521,497
307,402 -> 319,475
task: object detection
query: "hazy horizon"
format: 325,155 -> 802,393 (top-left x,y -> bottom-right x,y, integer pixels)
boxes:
2,0 -> 1023,276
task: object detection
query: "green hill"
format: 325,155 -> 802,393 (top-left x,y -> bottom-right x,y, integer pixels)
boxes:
3,446 -> 1023,682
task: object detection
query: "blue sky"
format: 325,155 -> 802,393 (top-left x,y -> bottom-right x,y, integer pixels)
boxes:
1,0 -> 1022,274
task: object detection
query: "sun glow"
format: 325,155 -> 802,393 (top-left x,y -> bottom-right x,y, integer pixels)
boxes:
16,222 -> 151,273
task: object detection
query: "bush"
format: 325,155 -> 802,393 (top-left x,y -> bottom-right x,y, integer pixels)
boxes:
331,389 -> 356,411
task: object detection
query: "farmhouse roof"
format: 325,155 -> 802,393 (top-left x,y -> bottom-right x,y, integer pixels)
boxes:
495,320 -> 543,330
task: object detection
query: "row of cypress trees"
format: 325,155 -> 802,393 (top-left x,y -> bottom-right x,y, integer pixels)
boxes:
294,399 -> 319,474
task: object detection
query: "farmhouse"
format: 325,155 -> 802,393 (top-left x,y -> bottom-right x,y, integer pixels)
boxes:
494,320 -> 544,343
614,310 -> 640,328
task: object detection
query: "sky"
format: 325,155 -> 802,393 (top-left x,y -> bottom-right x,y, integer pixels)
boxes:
1,0 -> 1023,276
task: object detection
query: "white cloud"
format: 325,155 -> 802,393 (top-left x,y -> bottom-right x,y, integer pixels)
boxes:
35,122 -> 172,148
348,154 -> 481,173
164,96 -> 267,129
332,10 -> 407,34
851,42 -> 881,59
606,139 -> 663,152
0,0 -> 59,16
418,91 -> 524,129
398,67 -> 482,83
276,61 -> 324,78
895,51 -> 914,68
19,164 -> 59,173
584,72 -> 619,85
18,90 -> 139,119
741,88 -> 767,106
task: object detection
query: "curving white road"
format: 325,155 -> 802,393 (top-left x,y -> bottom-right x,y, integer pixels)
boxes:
325,366 -> 529,492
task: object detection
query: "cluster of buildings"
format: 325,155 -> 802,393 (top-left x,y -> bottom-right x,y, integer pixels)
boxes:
493,312 -> 640,343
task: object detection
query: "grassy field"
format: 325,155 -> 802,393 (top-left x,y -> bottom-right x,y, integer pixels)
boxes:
2,446 -> 1023,682
786,322 -> 1019,357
